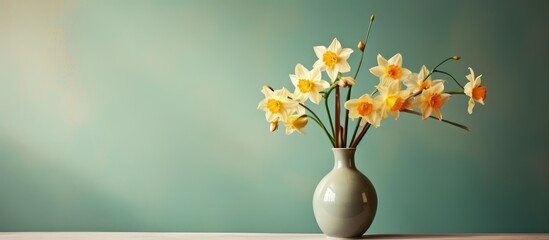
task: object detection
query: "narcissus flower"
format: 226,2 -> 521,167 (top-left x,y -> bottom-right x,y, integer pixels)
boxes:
464,67 -> 486,114
369,53 -> 412,86
313,38 -> 353,82
257,86 -> 298,122
290,64 -> 330,104
344,94 -> 381,127
404,65 -> 444,94
413,82 -> 451,120
377,81 -> 411,119
283,115 -> 308,135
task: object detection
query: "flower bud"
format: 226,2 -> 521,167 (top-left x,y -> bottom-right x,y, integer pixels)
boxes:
370,14 -> 375,22
263,85 -> 274,91
358,41 -> 365,52
270,118 -> 279,132
452,56 -> 461,60
338,76 -> 356,88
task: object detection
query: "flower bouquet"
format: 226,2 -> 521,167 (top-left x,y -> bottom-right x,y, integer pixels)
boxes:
257,15 -> 487,238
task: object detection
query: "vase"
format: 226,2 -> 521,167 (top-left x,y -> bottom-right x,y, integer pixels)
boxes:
313,148 -> 378,238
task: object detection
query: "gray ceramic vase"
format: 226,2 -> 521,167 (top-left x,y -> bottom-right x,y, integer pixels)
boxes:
313,148 -> 378,238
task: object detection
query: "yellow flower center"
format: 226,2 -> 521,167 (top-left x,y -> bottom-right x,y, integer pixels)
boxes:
387,65 -> 402,80
297,79 -> 314,93
267,99 -> 283,113
386,96 -> 404,111
427,93 -> 443,110
323,51 -> 338,69
357,102 -> 373,116
472,85 -> 487,101
418,81 -> 431,91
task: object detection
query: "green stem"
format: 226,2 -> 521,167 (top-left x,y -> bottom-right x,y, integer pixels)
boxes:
323,84 -> 337,136
401,109 -> 469,131
433,69 -> 464,89
370,88 -> 379,96
423,56 -> 458,82
304,114 -> 335,147
335,86 -> 341,147
352,17 -> 374,80
345,17 -> 374,147
446,90 -> 465,95
349,119 -> 361,148
343,86 -> 351,147
300,103 -> 335,146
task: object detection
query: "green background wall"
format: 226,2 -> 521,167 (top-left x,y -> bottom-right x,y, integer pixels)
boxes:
1,0 -> 548,233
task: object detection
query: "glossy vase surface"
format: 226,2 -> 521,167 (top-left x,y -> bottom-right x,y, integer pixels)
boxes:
313,148 -> 378,238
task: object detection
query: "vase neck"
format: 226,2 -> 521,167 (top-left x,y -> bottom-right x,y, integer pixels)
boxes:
332,148 -> 357,169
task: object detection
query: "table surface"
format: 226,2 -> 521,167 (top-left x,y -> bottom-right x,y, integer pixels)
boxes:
0,233 -> 548,240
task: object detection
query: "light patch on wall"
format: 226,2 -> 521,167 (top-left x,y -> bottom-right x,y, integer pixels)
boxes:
0,0 -> 89,127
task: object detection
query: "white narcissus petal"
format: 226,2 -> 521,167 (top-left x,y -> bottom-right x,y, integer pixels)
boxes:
266,111 -> 276,122
369,66 -> 385,78
420,65 -> 429,77
313,59 -> 323,70
292,90 -> 304,103
339,61 -> 351,73
403,74 -> 419,92
345,99 -> 360,120
401,68 -> 412,78
327,68 -> 338,82
296,104 -> 305,115
290,74 -> 299,86
376,54 -> 388,67
310,92 -> 321,104
258,99 -> 266,110
349,111 -> 360,119
433,109 -> 442,120
314,81 -> 329,94
464,82 -> 473,96
285,128 -> 293,135
296,64 -> 308,78
466,67 -> 475,82
339,48 -> 353,60
262,86 -> 274,98
344,99 -> 357,109
388,53 -> 402,66
431,79 -> 445,87
421,105 -> 431,120
431,82 -> 445,93
388,80 -> 400,92
280,87 -> 291,97
401,90 -> 411,99
328,38 -> 341,53
441,93 -> 451,104
319,80 -> 330,90
474,78 -> 482,88
310,68 -> 321,80
314,46 -> 326,59
373,115 -> 381,127
390,110 -> 400,119
468,98 -> 475,114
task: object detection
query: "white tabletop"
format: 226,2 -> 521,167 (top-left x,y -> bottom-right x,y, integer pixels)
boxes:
0,233 -> 548,240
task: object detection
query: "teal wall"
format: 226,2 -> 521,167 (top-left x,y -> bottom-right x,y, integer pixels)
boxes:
1,0 -> 548,233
